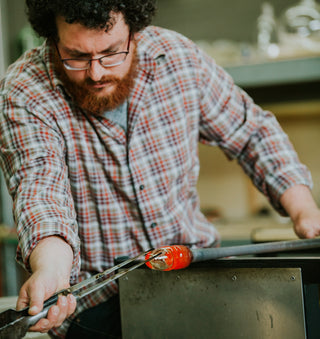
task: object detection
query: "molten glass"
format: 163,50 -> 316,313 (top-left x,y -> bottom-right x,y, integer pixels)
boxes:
145,245 -> 193,271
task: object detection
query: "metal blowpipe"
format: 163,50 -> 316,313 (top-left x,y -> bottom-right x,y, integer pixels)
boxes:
145,238 -> 320,271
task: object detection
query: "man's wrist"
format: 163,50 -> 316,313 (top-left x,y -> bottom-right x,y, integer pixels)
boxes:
29,236 -> 73,279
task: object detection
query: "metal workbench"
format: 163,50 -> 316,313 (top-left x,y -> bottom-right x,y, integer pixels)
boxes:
119,257 -> 320,339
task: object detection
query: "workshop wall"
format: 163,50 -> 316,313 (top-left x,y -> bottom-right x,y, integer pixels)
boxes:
154,0 -> 298,42
1,0 -> 308,65
1,0 -> 319,222
197,111 -> 320,220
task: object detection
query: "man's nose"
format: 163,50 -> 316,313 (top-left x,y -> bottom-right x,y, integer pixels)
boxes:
87,60 -> 109,82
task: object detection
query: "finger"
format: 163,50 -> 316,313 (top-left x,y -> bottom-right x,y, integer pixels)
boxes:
29,318 -> 50,332
66,294 -> 77,316
30,304 -> 61,332
307,226 -> 320,238
30,294 -> 75,332
53,296 -> 69,327
297,228 -> 313,239
296,224 -> 320,239
28,286 -> 46,316
16,289 -> 30,311
52,295 -> 77,328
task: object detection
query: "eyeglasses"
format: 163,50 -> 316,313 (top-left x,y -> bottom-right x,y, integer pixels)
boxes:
55,34 -> 131,71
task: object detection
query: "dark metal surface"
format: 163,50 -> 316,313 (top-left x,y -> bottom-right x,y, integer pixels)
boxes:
119,254 -> 320,339
195,257 -> 320,284
119,265 -> 306,339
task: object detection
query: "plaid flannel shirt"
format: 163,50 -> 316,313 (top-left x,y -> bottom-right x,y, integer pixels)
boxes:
0,26 -> 312,337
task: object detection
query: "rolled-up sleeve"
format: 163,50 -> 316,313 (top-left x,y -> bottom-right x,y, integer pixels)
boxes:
197,51 -> 312,214
0,94 -> 80,282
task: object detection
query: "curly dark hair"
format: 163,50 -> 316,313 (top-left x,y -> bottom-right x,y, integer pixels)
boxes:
26,0 -> 157,39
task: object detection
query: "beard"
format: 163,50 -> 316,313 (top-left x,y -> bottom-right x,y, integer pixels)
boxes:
54,46 -> 138,116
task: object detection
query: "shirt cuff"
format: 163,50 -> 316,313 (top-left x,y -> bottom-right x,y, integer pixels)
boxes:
16,225 -> 81,283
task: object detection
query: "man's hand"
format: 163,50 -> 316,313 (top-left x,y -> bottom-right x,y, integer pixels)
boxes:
280,185 -> 320,239
16,236 -> 76,333
290,207 -> 320,239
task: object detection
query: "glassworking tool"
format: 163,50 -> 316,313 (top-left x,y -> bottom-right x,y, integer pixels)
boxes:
0,250 -> 162,339
145,238 -> 320,271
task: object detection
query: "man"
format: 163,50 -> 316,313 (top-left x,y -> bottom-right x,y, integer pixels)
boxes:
1,0 -> 320,338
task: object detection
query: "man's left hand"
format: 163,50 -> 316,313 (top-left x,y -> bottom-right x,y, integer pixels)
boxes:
280,184 -> 320,239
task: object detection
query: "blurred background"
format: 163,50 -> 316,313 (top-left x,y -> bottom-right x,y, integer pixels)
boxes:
0,0 -> 320,295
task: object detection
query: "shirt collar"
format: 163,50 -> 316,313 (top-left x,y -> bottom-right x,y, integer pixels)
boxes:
39,39 -> 67,92
136,27 -> 166,61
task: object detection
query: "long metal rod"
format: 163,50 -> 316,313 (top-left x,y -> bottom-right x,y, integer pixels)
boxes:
72,253 -> 161,300
191,238 -> 320,263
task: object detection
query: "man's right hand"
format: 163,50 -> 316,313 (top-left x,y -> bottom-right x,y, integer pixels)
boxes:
16,236 -> 77,333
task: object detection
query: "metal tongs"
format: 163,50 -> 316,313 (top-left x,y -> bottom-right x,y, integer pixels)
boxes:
0,250 -> 161,339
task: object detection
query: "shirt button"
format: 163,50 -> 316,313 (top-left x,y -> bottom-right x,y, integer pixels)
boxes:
139,185 -> 145,191
150,222 -> 157,228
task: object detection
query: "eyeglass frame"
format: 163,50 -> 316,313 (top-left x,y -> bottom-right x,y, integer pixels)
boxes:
54,32 -> 131,71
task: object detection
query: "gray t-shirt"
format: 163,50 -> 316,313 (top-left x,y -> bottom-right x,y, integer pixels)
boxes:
103,101 -> 128,132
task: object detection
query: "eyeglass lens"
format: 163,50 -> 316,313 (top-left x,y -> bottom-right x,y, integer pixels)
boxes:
64,52 -> 128,70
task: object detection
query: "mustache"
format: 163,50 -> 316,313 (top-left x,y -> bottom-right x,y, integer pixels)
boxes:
85,76 -> 120,86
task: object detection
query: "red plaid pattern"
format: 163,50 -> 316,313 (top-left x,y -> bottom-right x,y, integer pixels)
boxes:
0,26 -> 312,337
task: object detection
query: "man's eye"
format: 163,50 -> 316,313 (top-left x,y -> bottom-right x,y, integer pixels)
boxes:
105,50 -> 118,55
